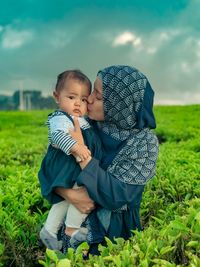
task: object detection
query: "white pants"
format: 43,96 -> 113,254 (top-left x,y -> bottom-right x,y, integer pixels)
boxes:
44,184 -> 87,236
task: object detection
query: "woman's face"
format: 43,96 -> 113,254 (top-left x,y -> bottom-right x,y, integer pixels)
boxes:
87,77 -> 104,121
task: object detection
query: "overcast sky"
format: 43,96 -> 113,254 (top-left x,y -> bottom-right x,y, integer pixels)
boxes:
0,0 -> 199,105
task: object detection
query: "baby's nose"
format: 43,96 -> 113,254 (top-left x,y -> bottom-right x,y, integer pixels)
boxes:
75,99 -> 81,105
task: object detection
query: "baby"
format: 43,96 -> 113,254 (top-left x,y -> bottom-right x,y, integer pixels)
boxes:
38,70 -> 102,251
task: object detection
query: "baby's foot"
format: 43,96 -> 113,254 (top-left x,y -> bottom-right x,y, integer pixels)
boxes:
40,227 -> 62,250
70,227 -> 88,248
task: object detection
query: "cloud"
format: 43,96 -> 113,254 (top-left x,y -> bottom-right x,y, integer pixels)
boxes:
25,19 -> 82,50
144,28 -> 183,55
181,62 -> 190,73
46,25 -> 79,48
197,40 -> 200,58
49,29 -> 72,48
109,26 -> 200,105
111,28 -> 182,55
176,36 -> 200,75
155,99 -> 185,105
112,31 -> 142,48
0,0 -> 200,105
1,27 -> 33,49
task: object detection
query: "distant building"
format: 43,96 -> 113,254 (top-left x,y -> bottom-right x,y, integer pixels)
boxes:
0,95 -> 15,110
0,90 -> 57,110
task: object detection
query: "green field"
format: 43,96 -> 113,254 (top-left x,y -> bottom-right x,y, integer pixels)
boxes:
0,106 -> 200,267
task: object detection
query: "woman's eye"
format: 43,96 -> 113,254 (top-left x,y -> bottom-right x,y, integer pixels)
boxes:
94,90 -> 102,100
96,95 -> 102,100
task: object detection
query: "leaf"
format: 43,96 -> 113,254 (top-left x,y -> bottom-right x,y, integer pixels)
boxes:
132,244 -> 140,252
186,241 -> 199,248
170,221 -> 189,232
66,248 -> 74,260
152,258 -> 175,266
46,249 -> 58,263
105,237 -> 114,250
140,258 -> 149,267
77,241 -> 89,250
194,211 -> 200,221
57,259 -> 71,267
113,255 -> 122,267
103,255 -> 114,262
152,216 -> 164,225
160,246 -> 175,255
75,241 -> 89,254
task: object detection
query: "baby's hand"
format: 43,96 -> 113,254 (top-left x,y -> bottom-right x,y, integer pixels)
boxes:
69,117 -> 84,145
71,143 -> 91,162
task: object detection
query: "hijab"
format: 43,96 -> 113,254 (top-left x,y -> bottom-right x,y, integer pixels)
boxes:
97,65 -> 159,185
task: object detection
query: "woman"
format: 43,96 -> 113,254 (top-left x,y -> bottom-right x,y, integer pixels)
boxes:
55,65 -> 159,254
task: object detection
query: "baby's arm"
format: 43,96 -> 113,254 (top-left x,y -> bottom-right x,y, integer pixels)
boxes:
70,143 -> 91,162
49,114 -> 90,160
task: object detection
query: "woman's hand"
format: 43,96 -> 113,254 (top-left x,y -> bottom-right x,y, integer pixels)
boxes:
55,187 -> 95,214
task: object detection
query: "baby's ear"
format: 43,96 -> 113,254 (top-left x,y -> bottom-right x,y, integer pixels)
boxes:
53,91 -> 59,103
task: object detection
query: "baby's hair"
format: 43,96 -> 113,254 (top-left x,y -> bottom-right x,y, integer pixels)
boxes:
55,69 -> 92,92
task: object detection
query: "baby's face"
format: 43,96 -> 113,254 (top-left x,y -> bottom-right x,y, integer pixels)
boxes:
54,78 -> 90,117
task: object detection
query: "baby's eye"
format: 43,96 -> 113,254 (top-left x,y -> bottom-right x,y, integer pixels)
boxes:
68,96 -> 74,99
82,98 -> 87,102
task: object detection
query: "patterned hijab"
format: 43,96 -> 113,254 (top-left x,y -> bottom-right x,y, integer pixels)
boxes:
97,65 -> 159,185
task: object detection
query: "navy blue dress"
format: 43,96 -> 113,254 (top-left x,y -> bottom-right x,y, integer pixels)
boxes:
38,117 -> 102,204
76,123 -> 145,253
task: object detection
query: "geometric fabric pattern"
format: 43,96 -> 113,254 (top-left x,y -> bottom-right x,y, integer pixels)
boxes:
97,65 -> 146,141
107,128 -> 159,185
97,65 -> 159,185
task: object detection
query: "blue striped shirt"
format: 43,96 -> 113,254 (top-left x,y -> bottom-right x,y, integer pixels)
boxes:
47,110 -> 90,155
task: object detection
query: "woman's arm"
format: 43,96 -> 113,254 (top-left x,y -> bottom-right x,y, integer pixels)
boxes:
69,117 -> 144,210
55,187 -> 95,214
76,158 -> 145,210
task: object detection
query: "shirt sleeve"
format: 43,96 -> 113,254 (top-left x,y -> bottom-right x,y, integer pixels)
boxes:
49,115 -> 76,155
51,130 -> 77,155
76,158 -> 145,210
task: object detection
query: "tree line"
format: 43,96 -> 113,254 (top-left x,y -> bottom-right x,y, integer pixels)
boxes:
0,90 -> 57,110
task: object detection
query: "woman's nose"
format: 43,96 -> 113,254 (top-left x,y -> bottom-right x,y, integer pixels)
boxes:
87,93 -> 93,104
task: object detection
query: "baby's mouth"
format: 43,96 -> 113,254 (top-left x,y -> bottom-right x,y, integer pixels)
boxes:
73,109 -> 81,115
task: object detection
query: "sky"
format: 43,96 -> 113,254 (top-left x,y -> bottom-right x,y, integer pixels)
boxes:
0,0 -> 199,105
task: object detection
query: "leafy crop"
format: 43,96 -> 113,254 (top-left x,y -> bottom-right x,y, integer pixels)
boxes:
0,106 -> 199,266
